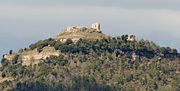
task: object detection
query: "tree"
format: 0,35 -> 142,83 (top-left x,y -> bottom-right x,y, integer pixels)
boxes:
160,47 -> 168,56
172,49 -> 178,55
1,72 -> 6,78
65,39 -> 73,45
54,41 -> 62,50
9,50 -> 13,54
29,44 -> 36,50
1,58 -> 8,67
12,55 -> 19,64
18,48 -> 24,53
37,48 -> 43,53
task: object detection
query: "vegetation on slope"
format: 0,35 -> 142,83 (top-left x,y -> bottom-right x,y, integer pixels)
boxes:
0,35 -> 180,91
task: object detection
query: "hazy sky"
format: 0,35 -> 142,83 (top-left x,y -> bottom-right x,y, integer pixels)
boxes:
1,0 -> 180,58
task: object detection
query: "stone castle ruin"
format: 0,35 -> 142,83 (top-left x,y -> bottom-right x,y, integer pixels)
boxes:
60,22 -> 102,34
57,23 -> 136,42
92,22 -> 100,31
127,35 -> 135,41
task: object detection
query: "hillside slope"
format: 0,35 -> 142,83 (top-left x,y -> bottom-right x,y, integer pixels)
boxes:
0,25 -> 180,91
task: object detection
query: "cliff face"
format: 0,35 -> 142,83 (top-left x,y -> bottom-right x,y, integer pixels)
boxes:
4,47 -> 59,66
20,47 -> 59,66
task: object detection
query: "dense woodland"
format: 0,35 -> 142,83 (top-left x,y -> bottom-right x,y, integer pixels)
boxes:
0,35 -> 180,91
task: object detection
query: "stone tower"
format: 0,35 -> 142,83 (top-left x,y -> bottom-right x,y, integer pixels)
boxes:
127,35 -> 135,41
92,22 -> 100,31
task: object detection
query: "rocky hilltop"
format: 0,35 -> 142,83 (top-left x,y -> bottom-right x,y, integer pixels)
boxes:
55,23 -> 109,42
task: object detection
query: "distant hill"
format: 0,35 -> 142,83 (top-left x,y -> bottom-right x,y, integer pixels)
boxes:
0,23 -> 180,91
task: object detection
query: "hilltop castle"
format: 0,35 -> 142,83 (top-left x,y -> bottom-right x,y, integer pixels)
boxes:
56,23 -> 108,42
61,22 -> 102,34
57,23 -> 136,42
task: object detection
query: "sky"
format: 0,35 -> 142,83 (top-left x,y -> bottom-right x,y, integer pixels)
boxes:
1,0 -> 180,59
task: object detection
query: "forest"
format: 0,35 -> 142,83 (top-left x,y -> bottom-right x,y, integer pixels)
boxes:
0,35 -> 179,91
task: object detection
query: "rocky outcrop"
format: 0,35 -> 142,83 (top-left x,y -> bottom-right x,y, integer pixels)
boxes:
4,54 -> 16,61
3,47 -> 59,66
21,52 -> 59,66
132,52 -> 139,61
20,47 -> 59,66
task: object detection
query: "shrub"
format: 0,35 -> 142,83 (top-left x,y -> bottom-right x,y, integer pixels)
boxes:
1,72 -> 6,78
12,55 -> 19,64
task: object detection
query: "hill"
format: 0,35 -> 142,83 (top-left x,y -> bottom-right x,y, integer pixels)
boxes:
0,23 -> 180,91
